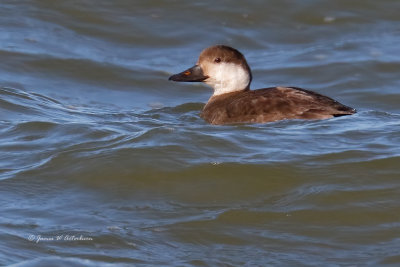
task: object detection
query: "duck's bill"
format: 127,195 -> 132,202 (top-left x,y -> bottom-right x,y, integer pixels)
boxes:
168,65 -> 208,82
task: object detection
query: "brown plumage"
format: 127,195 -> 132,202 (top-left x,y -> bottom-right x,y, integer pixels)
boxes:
169,45 -> 356,125
201,86 -> 356,124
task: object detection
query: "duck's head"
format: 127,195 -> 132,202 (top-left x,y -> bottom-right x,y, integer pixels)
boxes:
169,45 -> 252,96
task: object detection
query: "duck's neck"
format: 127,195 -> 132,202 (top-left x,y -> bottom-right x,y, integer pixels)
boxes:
212,83 -> 250,96
204,63 -> 251,96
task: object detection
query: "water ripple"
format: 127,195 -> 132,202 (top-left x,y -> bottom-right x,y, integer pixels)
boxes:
1,0 -> 400,265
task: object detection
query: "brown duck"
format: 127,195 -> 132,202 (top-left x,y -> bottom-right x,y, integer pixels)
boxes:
169,45 -> 356,125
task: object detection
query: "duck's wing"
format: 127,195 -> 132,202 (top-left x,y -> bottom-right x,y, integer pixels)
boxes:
222,87 -> 356,123
281,87 -> 356,117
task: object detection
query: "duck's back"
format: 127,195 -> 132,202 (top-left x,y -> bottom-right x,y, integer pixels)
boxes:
201,86 -> 356,125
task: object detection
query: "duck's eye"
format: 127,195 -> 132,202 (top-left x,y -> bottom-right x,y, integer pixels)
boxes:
214,57 -> 221,63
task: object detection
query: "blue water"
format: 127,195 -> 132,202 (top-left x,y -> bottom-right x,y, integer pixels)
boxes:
1,0 -> 400,266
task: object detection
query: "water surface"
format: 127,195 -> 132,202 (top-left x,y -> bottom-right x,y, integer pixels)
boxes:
1,0 -> 400,266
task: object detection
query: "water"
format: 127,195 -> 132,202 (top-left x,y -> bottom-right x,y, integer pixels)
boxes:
1,0 -> 400,266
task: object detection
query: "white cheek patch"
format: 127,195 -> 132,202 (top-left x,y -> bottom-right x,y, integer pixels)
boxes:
205,63 -> 250,96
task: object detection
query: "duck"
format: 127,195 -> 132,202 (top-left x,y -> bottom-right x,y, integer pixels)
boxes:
168,45 -> 356,125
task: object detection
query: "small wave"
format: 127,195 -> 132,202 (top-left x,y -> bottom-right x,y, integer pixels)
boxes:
7,256 -> 132,267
